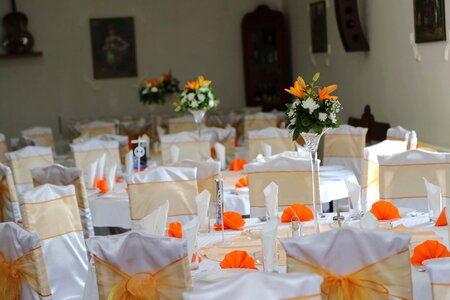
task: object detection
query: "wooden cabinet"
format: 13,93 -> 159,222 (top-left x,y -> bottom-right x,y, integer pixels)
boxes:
242,5 -> 290,111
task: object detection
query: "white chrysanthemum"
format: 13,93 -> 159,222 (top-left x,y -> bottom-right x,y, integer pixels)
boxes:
301,97 -> 319,114
190,100 -> 198,108
208,92 -> 214,100
329,113 -> 337,124
151,87 -> 158,93
187,93 -> 195,100
199,87 -> 208,93
198,94 -> 205,102
208,99 -> 214,107
318,113 -> 327,122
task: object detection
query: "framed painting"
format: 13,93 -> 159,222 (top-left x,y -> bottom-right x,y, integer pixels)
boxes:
310,1 -> 328,53
414,0 -> 446,43
90,17 -> 137,79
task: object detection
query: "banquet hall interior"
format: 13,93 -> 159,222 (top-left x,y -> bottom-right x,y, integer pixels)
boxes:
1,0 -> 450,299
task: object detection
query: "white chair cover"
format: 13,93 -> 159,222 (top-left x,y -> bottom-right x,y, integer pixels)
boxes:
78,120 -> 117,137
5,146 -> 54,193
184,271 -> 322,300
387,126 -> 418,150
424,178 -> 443,220
19,184 -> 88,299
92,134 -> 129,163
127,166 -> 198,227
21,126 -> 54,150
160,132 -> 212,165
248,127 -> 295,159
424,257 -> 450,300
0,133 -> 7,163
0,163 -> 21,222
323,124 -> 367,183
196,126 -> 236,157
168,115 -> 197,133
243,112 -> 278,139
174,159 -> 220,203
378,149 -> 450,212
0,222 -> 52,300
71,139 -> 121,177
281,227 -> 412,299
361,140 -> 407,211
244,156 -> 319,217
31,164 -> 95,239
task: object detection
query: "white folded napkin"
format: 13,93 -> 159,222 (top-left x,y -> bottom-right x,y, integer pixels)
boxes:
256,154 -> 264,161
138,200 -> 170,235
261,219 -> 278,272
214,142 -> 226,170
96,153 -> 106,179
87,159 -> 98,189
170,145 -> 180,164
262,142 -> 272,157
156,200 -> 170,236
264,182 -> 279,220
183,216 -> 200,265
106,164 -> 117,193
125,150 -> 133,175
360,212 -> 378,229
345,180 -> 362,213
424,178 -> 442,220
196,190 -> 211,232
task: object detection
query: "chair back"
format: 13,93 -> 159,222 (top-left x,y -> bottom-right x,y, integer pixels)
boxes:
248,127 -> 294,159
244,112 -> 277,139
323,124 -> 367,182
361,140 -> 407,211
71,139 -> 121,175
5,146 -> 54,193
128,166 -> 198,226
168,115 -> 197,133
198,126 -> 236,157
79,120 -> 116,137
87,231 -> 192,300
424,258 -> 450,300
31,164 -> 94,239
0,163 -> 20,223
160,132 -> 211,165
21,126 -> 55,150
0,222 -> 52,300
93,134 -> 129,164
378,149 -> 450,212
387,125 -> 418,150
19,184 -> 88,299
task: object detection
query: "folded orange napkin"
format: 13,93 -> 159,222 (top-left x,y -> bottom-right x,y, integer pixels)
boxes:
410,240 -> 450,265
435,207 -> 447,226
229,158 -> 247,171
167,222 -> 182,238
115,176 -> 123,183
281,204 -> 314,223
370,201 -> 401,220
220,250 -> 257,270
235,176 -> 248,188
214,211 -> 245,231
94,177 -> 109,194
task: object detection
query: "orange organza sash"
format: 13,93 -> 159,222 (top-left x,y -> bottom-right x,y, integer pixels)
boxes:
94,255 -> 192,300
431,284 -> 450,300
197,173 -> 219,202
0,174 -> 18,222
323,134 -> 365,158
0,247 -> 51,298
287,249 -> 412,300
10,155 -> 54,185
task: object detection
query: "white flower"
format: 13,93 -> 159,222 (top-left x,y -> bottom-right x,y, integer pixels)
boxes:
199,87 -> 208,93
318,113 -> 327,122
329,113 -> 337,124
208,92 -> 214,100
141,87 -> 149,95
198,94 -> 205,102
187,93 -> 195,100
180,97 -> 187,104
150,87 -> 158,93
181,90 -> 187,97
190,100 -> 198,108
208,99 -> 214,108
301,97 -> 319,114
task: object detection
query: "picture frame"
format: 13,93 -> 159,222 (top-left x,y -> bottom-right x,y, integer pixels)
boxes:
89,17 -> 138,79
414,0 -> 446,43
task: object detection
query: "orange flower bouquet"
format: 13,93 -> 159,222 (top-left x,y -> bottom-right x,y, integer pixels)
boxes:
284,72 -> 342,140
173,75 -> 219,114
139,71 -> 180,105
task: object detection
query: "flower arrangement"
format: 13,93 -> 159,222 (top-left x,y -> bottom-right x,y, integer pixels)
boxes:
139,71 -> 180,105
174,75 -> 219,114
284,72 -> 342,140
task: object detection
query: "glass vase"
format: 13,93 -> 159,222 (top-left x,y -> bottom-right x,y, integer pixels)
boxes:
189,109 -> 207,138
300,128 -> 329,233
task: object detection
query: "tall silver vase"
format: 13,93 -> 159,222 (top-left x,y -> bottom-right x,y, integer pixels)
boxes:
300,128 -> 329,233
189,109 -> 207,138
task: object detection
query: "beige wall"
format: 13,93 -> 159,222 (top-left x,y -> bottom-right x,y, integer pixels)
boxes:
0,0 -> 283,140
286,0 -> 450,148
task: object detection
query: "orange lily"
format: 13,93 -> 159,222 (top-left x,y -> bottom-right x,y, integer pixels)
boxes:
144,79 -> 159,86
185,80 -> 199,90
197,75 -> 211,87
284,76 -> 308,98
318,85 -> 338,101
161,72 -> 172,83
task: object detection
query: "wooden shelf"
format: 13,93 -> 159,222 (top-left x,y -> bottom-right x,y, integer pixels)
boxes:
0,51 -> 43,59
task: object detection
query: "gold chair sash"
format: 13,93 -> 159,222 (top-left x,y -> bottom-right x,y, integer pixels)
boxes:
248,171 -> 320,207
379,162 -> 450,201
26,133 -> 55,150
197,173 -> 219,202
0,174 -> 18,223
221,137 -> 235,156
128,180 -> 198,220
431,283 -> 450,300
21,194 -> 82,240
286,249 -> 412,300
160,141 -> 211,165
94,255 -> 192,300
248,137 -> 295,159
168,122 -> 197,134
73,148 -> 121,174
9,155 -> 54,185
33,176 -> 89,209
324,134 -> 365,158
0,246 -> 51,298
0,141 -> 8,163
244,119 -> 277,139
80,126 -> 116,138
